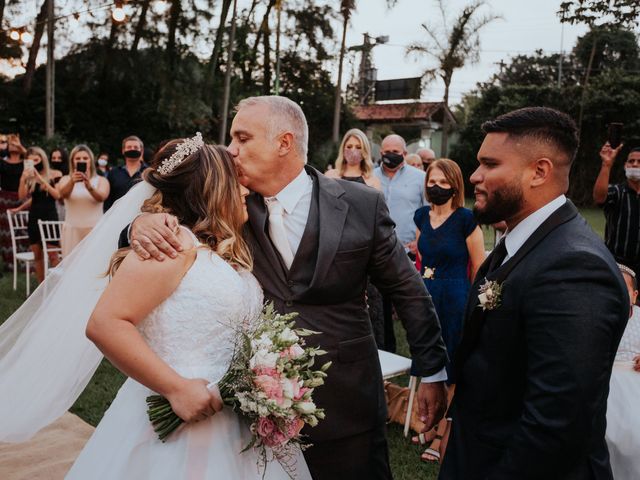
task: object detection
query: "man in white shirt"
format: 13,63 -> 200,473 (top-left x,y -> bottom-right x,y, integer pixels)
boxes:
440,107 -> 628,480
128,96 -> 448,479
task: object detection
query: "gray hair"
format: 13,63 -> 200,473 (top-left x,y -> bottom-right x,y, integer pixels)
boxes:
236,96 -> 309,162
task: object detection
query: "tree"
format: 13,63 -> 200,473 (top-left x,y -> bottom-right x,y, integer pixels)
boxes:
23,0 -> 48,95
407,0 -> 500,156
558,0 -> 640,28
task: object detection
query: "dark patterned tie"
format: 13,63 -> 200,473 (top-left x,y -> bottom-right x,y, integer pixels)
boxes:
486,239 -> 508,275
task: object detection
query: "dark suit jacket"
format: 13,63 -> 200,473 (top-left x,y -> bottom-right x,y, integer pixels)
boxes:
439,201 -> 629,480
245,166 -> 447,442
119,166 -> 448,443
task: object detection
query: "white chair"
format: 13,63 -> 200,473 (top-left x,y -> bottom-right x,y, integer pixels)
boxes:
7,210 -> 35,296
37,220 -> 64,278
378,349 -> 419,437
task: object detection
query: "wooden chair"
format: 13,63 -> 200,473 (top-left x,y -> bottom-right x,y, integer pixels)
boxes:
7,210 -> 35,296
37,220 -> 64,278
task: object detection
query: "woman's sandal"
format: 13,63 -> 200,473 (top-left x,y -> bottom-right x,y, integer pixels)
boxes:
411,430 -> 436,446
420,434 -> 443,463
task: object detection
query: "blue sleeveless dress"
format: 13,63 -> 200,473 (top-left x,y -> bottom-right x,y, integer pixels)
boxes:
414,206 -> 477,383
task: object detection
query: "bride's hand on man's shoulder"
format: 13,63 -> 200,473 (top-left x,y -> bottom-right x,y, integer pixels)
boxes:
166,378 -> 223,423
131,212 -> 183,261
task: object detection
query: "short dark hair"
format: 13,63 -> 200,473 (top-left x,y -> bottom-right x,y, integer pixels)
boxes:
630,147 -> 640,155
481,107 -> 579,164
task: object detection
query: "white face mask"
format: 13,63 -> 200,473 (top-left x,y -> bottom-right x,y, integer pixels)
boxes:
625,167 -> 640,181
98,159 -> 108,167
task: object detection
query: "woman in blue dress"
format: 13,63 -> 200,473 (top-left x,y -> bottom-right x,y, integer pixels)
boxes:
412,158 -> 485,463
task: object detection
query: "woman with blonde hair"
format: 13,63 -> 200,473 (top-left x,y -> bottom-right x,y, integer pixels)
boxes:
412,158 -> 485,463
326,128 -> 381,190
9,146 -> 61,282
57,144 -> 110,256
0,135 -> 310,479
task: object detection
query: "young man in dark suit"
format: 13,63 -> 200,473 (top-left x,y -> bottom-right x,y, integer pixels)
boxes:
125,96 -> 449,479
439,107 -> 629,480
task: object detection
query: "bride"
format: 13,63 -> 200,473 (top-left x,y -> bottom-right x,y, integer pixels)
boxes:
0,135 -> 310,479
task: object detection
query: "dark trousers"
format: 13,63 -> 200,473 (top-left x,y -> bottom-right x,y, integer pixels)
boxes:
303,423 -> 392,480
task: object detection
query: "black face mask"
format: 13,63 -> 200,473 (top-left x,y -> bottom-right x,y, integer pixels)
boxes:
0,148 -> 8,158
381,152 -> 404,169
124,149 -> 142,159
34,162 -> 44,172
426,185 -> 455,206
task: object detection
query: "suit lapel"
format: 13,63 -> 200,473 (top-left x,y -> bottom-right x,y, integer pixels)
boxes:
309,168 -> 349,288
455,200 -> 579,374
247,192 -> 287,285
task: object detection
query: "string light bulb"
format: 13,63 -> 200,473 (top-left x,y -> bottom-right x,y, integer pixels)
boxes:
9,29 -> 20,41
112,1 -> 126,22
20,31 -> 33,44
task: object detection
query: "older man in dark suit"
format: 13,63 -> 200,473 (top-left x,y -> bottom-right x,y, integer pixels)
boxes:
439,107 -> 629,480
127,96 -> 448,479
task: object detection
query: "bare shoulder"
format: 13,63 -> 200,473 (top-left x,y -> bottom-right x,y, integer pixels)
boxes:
324,169 -> 340,179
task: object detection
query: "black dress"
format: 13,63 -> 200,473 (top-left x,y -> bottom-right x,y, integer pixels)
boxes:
27,182 -> 59,244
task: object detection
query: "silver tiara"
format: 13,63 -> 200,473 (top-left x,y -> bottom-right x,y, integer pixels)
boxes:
617,263 -> 636,278
157,132 -> 204,175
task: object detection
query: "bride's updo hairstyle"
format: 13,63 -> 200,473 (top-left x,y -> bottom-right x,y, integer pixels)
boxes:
109,138 -> 252,275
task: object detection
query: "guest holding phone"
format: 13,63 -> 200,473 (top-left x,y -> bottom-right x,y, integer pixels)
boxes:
56,145 -> 110,256
593,131 -> 640,278
9,147 -> 61,282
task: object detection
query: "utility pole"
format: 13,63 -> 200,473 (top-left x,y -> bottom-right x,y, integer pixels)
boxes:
45,0 -> 54,138
274,0 -> 282,95
219,0 -> 238,144
349,33 -> 387,105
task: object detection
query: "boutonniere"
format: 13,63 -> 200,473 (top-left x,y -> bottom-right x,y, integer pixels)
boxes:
478,279 -> 503,311
423,267 -> 435,280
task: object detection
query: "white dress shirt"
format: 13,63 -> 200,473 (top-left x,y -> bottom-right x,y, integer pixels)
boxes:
502,195 -> 567,264
264,168 -> 313,258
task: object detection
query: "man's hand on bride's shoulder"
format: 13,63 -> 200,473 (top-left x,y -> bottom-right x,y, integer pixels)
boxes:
131,212 -> 183,261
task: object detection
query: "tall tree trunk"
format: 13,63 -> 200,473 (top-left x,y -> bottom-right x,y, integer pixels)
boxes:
251,0 -> 276,67
440,81 -> 450,157
166,0 -> 182,65
23,0 -> 48,95
262,22 -> 271,94
0,0 -> 6,29
204,0 -> 232,99
577,39 -> 597,134
219,0 -> 238,144
332,10 -> 350,143
131,0 -> 151,53
101,18 -> 119,82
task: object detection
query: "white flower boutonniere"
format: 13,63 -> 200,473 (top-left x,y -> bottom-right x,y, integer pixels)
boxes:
423,267 -> 435,280
478,279 -> 503,311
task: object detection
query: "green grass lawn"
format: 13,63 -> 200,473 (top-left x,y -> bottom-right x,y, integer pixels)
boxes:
0,205 -> 606,479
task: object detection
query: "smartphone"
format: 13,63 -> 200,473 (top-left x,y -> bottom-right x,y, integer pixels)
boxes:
24,159 -> 34,170
76,162 -> 87,173
608,123 -> 623,149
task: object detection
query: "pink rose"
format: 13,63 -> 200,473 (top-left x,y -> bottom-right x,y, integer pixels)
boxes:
256,417 -> 277,438
280,344 -> 305,359
285,418 -> 305,439
254,374 -> 284,403
263,428 -> 289,448
294,387 -> 310,401
253,366 -> 278,377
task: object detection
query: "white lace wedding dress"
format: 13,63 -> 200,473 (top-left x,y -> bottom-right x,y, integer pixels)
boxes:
606,305 -> 640,480
66,235 -> 311,479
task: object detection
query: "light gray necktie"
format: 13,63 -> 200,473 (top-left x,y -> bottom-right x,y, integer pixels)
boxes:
266,198 -> 294,269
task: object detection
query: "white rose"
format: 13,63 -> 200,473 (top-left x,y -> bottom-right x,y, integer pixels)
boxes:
478,292 -> 488,305
250,349 -> 279,369
281,378 -> 296,399
289,344 -> 305,358
295,401 -> 317,415
485,288 -> 493,298
278,327 -> 299,343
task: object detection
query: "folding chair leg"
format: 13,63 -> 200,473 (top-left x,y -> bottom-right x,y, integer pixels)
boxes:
25,261 -> 31,296
404,376 -> 418,437
13,259 -> 17,291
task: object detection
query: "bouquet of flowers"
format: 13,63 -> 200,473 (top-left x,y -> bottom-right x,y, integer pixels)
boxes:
146,303 -> 331,476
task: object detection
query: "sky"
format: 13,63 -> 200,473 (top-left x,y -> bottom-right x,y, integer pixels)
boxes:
346,0 -> 591,104
5,0 -> 633,106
